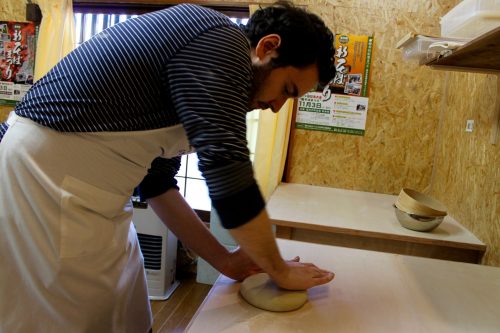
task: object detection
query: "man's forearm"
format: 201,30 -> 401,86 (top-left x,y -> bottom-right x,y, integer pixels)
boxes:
146,189 -> 230,272
147,188 -> 333,290
228,209 -> 287,279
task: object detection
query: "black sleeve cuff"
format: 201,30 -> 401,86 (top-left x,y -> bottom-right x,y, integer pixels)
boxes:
137,174 -> 178,201
137,157 -> 180,201
211,182 -> 266,229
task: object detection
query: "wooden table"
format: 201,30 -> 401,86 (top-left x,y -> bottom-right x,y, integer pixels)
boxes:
186,240 -> 500,333
267,183 -> 486,263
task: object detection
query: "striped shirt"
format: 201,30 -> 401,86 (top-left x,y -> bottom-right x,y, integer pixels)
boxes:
3,4 -> 265,228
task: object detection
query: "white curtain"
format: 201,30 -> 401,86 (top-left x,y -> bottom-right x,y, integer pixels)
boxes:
33,0 -> 75,80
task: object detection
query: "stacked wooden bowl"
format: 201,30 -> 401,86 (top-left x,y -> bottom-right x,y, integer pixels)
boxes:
394,188 -> 447,232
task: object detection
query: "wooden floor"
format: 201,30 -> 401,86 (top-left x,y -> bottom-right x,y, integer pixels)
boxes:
150,272 -> 212,333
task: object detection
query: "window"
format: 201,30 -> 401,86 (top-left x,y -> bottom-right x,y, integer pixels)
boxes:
74,12 -> 138,46
73,3 -> 253,212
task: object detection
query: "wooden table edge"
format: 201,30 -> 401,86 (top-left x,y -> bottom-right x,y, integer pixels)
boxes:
271,219 -> 487,253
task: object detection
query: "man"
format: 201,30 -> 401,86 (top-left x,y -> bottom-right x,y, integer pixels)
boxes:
0,2 -> 335,332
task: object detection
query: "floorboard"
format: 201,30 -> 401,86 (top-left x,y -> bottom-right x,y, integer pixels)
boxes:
150,272 -> 211,333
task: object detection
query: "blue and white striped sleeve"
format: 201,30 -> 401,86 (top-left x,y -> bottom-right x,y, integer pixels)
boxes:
164,26 -> 265,229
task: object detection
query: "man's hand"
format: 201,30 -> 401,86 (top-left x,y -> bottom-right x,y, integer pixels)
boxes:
269,259 -> 335,290
222,250 -> 335,289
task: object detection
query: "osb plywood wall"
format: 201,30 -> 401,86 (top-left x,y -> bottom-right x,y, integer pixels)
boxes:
287,0 -> 453,194
0,0 -> 27,122
431,72 -> 499,266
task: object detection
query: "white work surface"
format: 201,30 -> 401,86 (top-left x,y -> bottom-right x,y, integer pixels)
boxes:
186,240 -> 500,333
267,183 -> 485,258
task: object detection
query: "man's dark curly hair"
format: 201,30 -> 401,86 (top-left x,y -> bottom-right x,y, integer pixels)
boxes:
243,1 -> 335,85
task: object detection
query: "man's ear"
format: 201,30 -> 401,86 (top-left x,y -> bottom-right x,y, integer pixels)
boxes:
254,34 -> 281,59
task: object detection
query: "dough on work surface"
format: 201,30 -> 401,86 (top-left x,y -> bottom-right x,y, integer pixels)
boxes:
239,273 -> 308,312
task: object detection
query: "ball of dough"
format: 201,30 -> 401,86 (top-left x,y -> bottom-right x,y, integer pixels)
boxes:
239,273 -> 308,312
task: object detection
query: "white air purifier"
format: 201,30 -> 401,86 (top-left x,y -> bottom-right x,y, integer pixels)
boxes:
133,201 -> 180,300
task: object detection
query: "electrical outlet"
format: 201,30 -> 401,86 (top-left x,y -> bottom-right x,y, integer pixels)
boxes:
465,119 -> 474,132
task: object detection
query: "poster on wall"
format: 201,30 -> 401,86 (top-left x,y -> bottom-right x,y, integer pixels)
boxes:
0,21 -> 37,106
296,34 -> 374,136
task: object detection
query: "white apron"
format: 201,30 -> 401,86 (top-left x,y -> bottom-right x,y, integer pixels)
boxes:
0,113 -> 193,333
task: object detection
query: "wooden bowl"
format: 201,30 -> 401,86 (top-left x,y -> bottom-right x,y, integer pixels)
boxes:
395,188 -> 447,217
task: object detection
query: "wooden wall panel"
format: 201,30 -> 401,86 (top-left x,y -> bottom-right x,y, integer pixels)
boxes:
431,72 -> 499,266
0,0 -> 26,21
286,0 -> 452,195
0,106 -> 13,122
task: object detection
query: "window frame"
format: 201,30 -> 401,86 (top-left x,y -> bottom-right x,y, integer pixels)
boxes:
73,1 -> 249,18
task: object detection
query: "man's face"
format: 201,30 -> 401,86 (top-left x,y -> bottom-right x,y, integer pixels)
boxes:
249,62 -> 319,113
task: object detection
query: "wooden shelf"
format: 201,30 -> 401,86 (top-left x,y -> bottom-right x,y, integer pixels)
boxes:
424,27 -> 500,144
425,26 -> 500,73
